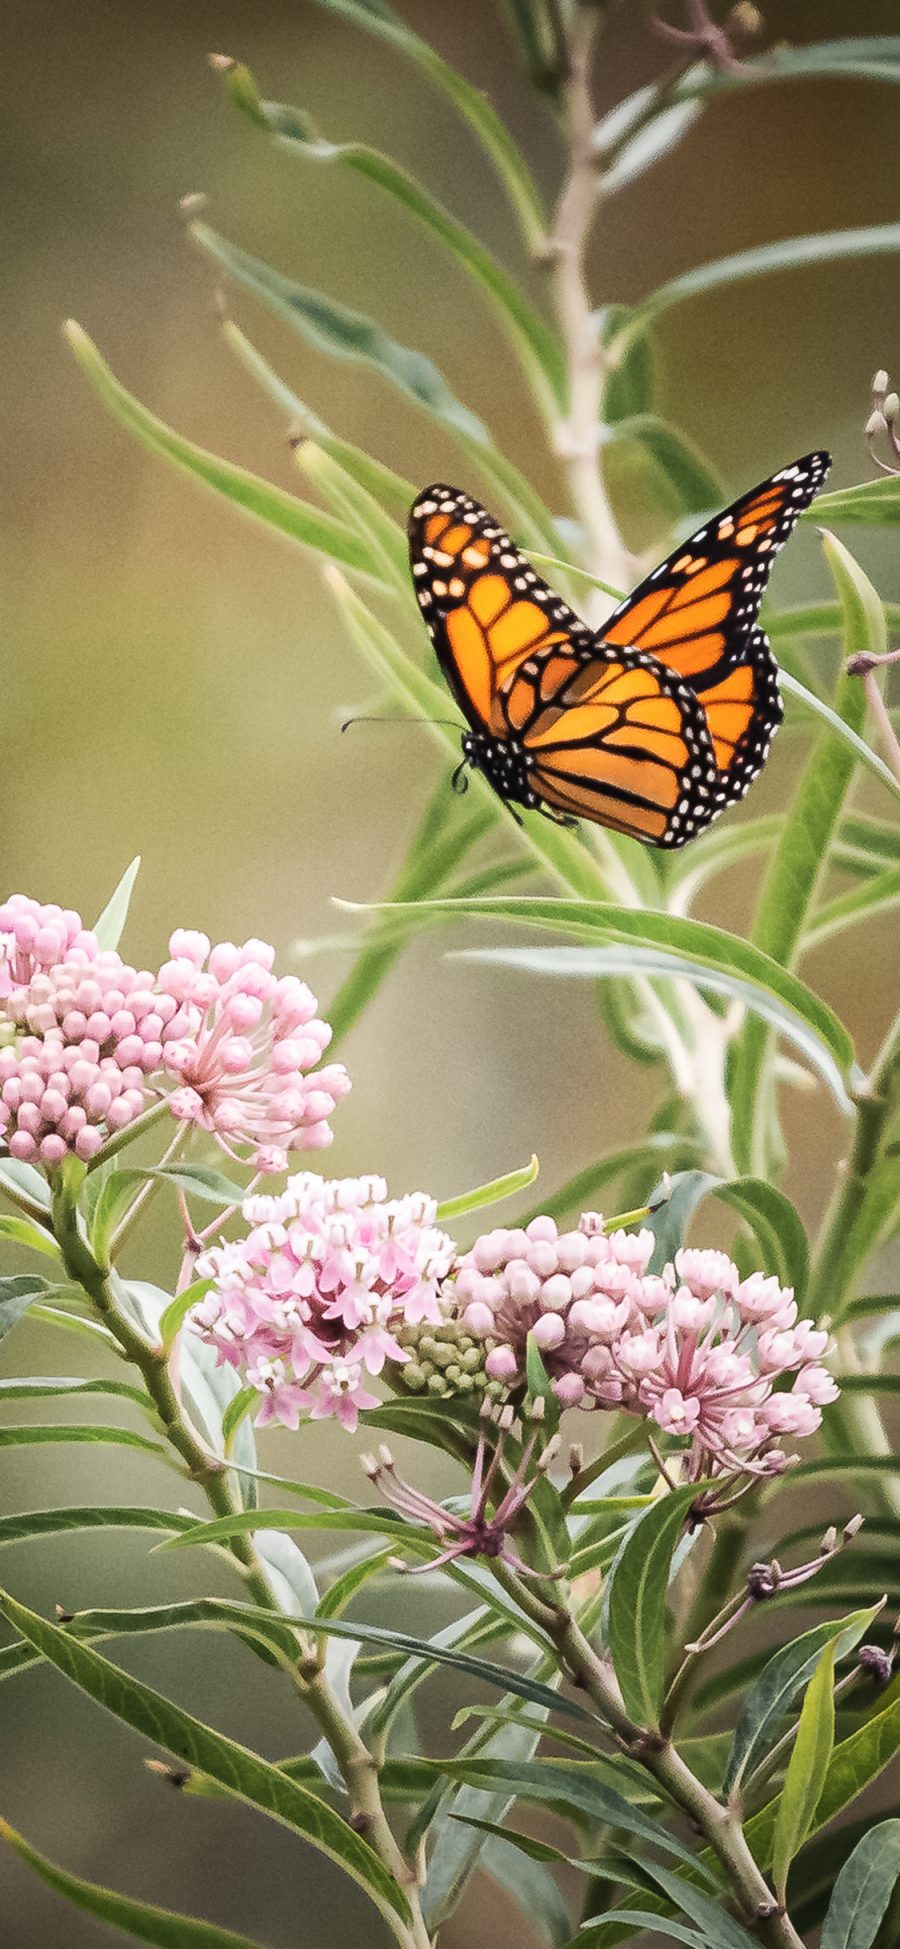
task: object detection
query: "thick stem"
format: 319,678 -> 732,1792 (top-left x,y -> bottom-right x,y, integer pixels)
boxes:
548,7 -> 633,602
505,1574 -> 804,1949
49,1177 -> 432,1949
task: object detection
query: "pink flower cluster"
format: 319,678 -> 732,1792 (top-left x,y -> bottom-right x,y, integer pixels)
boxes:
190,1173 -> 456,1430
454,1215 -> 837,1478
0,896 -> 348,1172
0,896 -> 164,1163
157,931 -> 349,1173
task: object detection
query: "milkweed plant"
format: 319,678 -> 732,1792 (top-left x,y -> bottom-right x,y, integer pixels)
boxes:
3,6 -> 900,1947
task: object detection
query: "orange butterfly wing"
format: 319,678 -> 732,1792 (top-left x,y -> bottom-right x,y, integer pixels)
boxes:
599,453 -> 831,809
408,486 -> 718,847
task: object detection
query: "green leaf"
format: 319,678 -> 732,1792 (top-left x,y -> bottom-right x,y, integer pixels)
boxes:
419,884 -> 857,1110
58,1597 -> 310,1668
158,1276 -> 214,1350
729,533 -> 882,1174
725,1606 -> 883,1800
520,1135 -> 692,1231
436,1155 -> 539,1222
0,1156 -> 52,1213
803,865 -> 900,953
0,1374 -> 150,1408
596,82 -> 704,196
603,415 -> 724,522
0,1274 -> 52,1340
131,1587 -> 584,1718
92,857 -> 141,952
191,223 -> 489,446
619,224 -> 900,347
0,1589 -> 411,1926
423,1756 -> 701,1869
810,475 -> 900,525
0,1817 -> 273,1949
234,92 -> 565,415
621,1858 -> 759,1949
0,1214 -> 62,1260
481,1829 -> 572,1946
0,1424 -> 168,1458
606,1483 -> 705,1729
300,0 -> 548,248
772,1641 -> 837,1901
63,323 -> 388,584
0,1506 -> 197,1548
715,1178 -> 810,1299
643,1169 -> 714,1274
769,601 -> 900,643
525,1332 -> 559,1434
779,672 -> 900,804
592,1915 -> 710,1948
294,440 -> 409,590
821,1819 -> 900,1949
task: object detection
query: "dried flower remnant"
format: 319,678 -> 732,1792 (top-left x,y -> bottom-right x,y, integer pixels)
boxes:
866,368 -> 900,475
190,1173 -> 456,1432
362,1405 -> 563,1580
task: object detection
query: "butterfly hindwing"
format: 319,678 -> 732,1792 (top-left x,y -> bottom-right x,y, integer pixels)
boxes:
599,451 -> 830,809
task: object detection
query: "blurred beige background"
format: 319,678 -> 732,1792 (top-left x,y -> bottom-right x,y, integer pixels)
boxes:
2,2 -> 900,1942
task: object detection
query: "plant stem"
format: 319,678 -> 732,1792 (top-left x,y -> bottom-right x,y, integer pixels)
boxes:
547,5 -> 633,601
506,1574 -> 805,1949
49,1176 -> 432,1949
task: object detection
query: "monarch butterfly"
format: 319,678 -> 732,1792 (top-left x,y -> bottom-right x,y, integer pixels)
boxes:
408,452 -> 830,848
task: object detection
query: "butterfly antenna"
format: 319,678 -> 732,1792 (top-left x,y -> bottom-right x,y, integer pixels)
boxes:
340,714 -> 463,734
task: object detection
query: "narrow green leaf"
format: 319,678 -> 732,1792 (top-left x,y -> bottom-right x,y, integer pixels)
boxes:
63,322 -> 387,583
780,672 -> 900,802
803,866 -> 900,953
715,1178 -> 810,1299
821,1819 -> 900,1949
0,1506 -> 202,1548
124,1588 -> 584,1718
436,1154 -> 539,1222
92,857 -> 141,952
0,1590 -> 411,1925
0,1214 -> 62,1260
158,1276 -> 213,1350
236,93 -> 565,414
520,1134 -> 692,1231
603,414 -> 724,521
772,1641 -> 837,1901
0,1375 -> 150,1408
622,224 -> 900,346
295,440 -> 409,590
0,1817 -> 272,1949
592,1915 -> 709,1948
301,0 -> 548,247
424,1756 -> 700,1869
729,536 -> 876,1173
191,223 -> 488,445
769,601 -> 900,642
810,476 -> 900,525
725,1605 -> 882,1799
481,1830 -> 572,1947
0,1424 -> 168,1458
0,1156 -> 52,1213
0,1274 -> 52,1340
606,1484 -> 704,1729
624,1857 -> 759,1949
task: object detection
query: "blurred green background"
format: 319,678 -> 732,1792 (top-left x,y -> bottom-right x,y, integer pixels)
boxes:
2,2 -> 900,1942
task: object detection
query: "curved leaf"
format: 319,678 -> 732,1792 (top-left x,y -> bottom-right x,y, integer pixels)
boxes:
428,1755 -> 700,1869
802,866 -> 900,953
233,93 -> 565,414
300,0 -> 548,247
0,1818 -> 272,1949
92,858 -> 142,953
0,1424 -> 167,1458
778,673 -> 900,804
191,223 -> 489,446
64,324 -> 387,583
725,1606 -> 882,1799
772,1641 -> 836,1900
0,1589 -> 410,1927
0,1275 -> 52,1340
0,1506 -> 197,1547
436,1155 -> 539,1222
0,1375 -> 150,1408
606,1483 -> 703,1730
810,475 -> 900,525
821,1819 -> 900,1949
619,224 -> 900,347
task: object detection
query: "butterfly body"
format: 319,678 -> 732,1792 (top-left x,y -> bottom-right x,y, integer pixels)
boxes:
408,453 -> 830,848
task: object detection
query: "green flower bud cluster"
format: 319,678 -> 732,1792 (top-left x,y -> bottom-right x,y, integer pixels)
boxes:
392,1319 -> 507,1402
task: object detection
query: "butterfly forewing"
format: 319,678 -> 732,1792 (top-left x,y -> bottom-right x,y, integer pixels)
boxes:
599,451 -> 830,809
